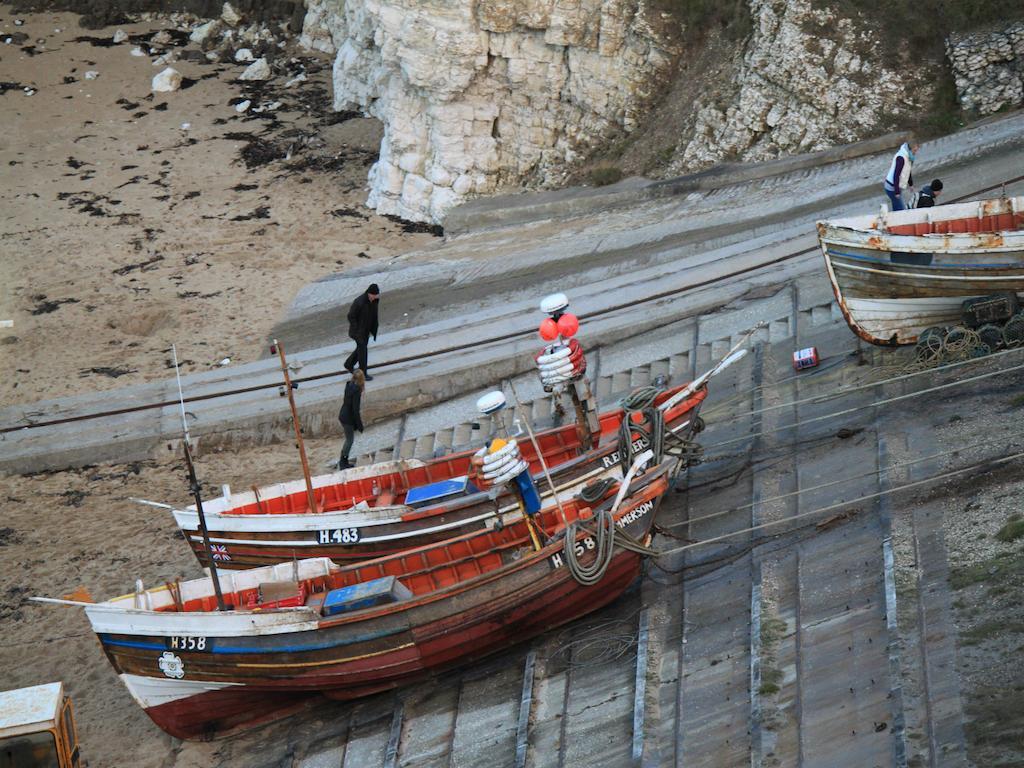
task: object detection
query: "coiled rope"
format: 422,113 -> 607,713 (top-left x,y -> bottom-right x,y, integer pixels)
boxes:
622,386 -> 660,410
562,452 -> 660,585
563,507 -> 617,585
579,477 -> 616,503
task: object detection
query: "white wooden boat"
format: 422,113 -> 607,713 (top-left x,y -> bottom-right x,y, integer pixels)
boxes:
817,196 -> 1024,345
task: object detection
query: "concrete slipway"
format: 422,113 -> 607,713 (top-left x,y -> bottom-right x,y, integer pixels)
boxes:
2,111 -> 1023,475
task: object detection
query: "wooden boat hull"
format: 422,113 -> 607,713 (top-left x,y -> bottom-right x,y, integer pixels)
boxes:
817,196 -> 1024,345
88,467 -> 672,740
173,387 -> 705,569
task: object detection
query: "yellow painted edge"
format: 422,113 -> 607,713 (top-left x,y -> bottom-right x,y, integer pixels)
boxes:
236,642 -> 414,669
109,583 -> 172,603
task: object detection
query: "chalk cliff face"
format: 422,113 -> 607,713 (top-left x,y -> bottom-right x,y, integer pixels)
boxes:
679,0 -> 929,170
302,0 -> 680,222
309,1 -> 1017,222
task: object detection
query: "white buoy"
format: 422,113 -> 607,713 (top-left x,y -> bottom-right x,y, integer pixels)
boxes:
540,292 -> 569,316
476,391 -> 507,415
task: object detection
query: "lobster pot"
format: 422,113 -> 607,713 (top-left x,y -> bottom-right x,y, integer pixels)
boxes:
915,326 -> 945,362
977,324 -> 1004,351
1004,313 -> 1024,347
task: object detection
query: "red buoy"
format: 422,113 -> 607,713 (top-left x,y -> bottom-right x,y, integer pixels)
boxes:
539,318 -> 559,341
556,313 -> 579,338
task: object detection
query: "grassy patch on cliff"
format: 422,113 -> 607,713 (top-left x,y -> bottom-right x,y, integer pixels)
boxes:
652,0 -> 753,41
821,0 -> 1024,52
810,0 -> 1024,138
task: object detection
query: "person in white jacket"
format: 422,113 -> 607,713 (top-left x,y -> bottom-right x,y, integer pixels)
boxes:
883,141 -> 920,211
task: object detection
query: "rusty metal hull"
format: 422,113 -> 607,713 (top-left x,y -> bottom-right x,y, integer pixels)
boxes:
817,196 -> 1024,345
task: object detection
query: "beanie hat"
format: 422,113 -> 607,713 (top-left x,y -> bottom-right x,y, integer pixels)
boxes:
368,283 -> 380,295
931,179 -> 943,192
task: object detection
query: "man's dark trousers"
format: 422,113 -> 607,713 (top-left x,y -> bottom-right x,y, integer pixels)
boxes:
345,333 -> 369,373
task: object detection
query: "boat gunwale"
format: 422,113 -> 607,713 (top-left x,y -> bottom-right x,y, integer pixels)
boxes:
91,463 -> 672,635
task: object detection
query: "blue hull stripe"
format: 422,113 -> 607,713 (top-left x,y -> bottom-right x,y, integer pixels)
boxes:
827,248 -> 1020,270
99,626 -> 402,655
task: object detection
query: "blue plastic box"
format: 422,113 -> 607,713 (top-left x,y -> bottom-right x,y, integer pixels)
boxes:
321,576 -> 413,616
404,476 -> 478,507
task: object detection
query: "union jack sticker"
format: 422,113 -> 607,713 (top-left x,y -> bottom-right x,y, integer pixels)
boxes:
210,544 -> 231,561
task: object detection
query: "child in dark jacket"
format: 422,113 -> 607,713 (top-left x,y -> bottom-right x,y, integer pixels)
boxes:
916,179 -> 943,208
338,369 -> 365,470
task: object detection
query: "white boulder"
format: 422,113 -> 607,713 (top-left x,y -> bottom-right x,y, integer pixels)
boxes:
112,29 -> 128,44
189,19 -> 222,45
234,47 -> 254,63
238,57 -> 271,81
152,67 -> 183,93
221,3 -> 242,27
83,70 -> 99,80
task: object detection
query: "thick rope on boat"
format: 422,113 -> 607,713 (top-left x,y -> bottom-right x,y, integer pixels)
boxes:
617,385 -> 669,475
564,508 -> 617,585
563,508 -> 660,585
622,385 -> 661,411
563,451 -> 660,585
579,477 -> 616,503
618,407 -> 663,477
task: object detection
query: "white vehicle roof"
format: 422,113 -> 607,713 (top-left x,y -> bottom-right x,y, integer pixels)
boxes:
0,682 -> 62,739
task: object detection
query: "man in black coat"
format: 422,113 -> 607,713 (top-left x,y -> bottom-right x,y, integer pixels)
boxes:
344,283 -> 380,380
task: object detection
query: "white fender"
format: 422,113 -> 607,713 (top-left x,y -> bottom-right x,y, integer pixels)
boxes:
482,440 -> 519,465
482,450 -> 520,476
489,458 -> 528,486
539,360 -> 575,375
537,345 -> 572,365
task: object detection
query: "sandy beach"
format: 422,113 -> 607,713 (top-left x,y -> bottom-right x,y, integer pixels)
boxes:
0,436 -> 362,767
0,7 -> 437,408
0,7 -> 439,765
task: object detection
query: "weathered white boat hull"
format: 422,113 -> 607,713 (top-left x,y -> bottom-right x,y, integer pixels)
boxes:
818,196 -> 1024,345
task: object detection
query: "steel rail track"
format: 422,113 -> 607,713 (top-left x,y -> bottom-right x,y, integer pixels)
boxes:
5,174 -> 1023,436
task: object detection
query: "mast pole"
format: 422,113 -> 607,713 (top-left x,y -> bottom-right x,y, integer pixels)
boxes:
272,338 -> 318,514
172,344 -> 227,612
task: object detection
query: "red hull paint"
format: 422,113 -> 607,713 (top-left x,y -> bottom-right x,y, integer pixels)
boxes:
143,554 -> 642,738
145,688 -> 316,741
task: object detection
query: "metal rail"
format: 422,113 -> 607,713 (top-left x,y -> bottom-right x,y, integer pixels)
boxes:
5,174 -> 1023,436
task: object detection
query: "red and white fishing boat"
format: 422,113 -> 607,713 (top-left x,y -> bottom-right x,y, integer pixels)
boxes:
818,195 -> 1024,345
153,383 -> 706,569
39,457 -> 675,740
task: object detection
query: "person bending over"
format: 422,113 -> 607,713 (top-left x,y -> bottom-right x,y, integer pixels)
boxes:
338,369 -> 365,470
